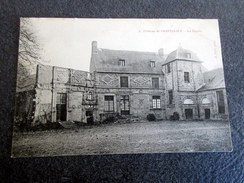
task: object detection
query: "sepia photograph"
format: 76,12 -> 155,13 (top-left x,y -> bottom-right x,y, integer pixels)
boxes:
12,18 -> 232,157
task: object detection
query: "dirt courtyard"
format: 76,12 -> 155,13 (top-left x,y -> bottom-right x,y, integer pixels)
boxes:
12,120 -> 232,157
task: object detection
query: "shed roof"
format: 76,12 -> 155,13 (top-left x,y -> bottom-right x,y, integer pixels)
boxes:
198,68 -> 226,91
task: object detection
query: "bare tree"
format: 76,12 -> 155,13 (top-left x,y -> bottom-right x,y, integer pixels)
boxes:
17,18 -> 42,92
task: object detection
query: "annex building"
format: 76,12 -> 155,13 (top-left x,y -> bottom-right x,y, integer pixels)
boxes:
15,41 -> 229,126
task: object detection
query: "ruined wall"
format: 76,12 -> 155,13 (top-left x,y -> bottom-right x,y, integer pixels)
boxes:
35,64 -> 97,124
34,89 -> 52,124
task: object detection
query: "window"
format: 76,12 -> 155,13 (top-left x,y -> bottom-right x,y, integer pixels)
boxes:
120,76 -> 128,87
104,96 -> 114,112
119,59 -> 125,66
152,96 -> 161,109
202,98 -> 211,104
150,61 -> 155,68
167,63 -> 171,73
216,90 -> 225,114
56,93 -> 67,121
121,95 -> 130,115
186,53 -> 191,59
87,73 -> 91,80
168,90 -> 173,104
183,98 -> 194,104
152,78 -> 159,89
184,72 -> 190,82
87,92 -> 92,100
56,93 -> 67,104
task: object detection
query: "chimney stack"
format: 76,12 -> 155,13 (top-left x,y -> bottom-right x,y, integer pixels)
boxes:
92,41 -> 98,54
158,48 -> 164,58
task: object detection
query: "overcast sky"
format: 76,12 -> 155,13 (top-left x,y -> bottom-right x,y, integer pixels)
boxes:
25,18 -> 223,72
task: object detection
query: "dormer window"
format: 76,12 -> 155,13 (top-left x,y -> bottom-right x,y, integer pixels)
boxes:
186,53 -> 191,59
119,59 -> 125,66
150,61 -> 156,68
87,73 -> 91,80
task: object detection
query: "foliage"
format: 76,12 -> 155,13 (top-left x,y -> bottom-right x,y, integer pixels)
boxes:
147,114 -> 156,121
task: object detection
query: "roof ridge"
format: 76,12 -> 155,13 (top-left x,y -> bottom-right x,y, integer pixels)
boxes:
99,48 -> 159,55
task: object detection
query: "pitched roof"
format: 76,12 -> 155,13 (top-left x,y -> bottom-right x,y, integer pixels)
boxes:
164,46 -> 202,65
92,48 -> 165,74
198,68 -> 226,91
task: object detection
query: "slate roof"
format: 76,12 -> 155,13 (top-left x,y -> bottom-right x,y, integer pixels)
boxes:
164,46 -> 202,65
92,48 -> 165,74
198,68 -> 226,91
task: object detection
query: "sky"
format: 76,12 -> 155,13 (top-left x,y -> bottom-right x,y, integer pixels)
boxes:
25,18 -> 223,72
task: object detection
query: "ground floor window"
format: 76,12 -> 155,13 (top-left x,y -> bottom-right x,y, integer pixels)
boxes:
168,90 -> 173,104
104,96 -> 114,112
56,93 -> 67,121
152,96 -> 161,109
120,95 -> 130,115
216,90 -> 225,114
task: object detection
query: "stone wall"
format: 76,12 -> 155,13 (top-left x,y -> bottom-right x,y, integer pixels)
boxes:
34,64 -> 97,124
95,72 -> 164,89
34,89 -> 52,124
96,88 -> 165,120
198,89 -> 229,120
31,63 -> 227,124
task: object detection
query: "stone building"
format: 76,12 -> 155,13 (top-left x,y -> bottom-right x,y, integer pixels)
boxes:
90,41 -> 166,121
161,46 -> 228,120
15,64 -> 97,126
15,41 -> 228,126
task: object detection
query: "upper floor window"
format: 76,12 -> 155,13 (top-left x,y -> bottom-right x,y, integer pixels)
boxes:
152,96 -> 161,109
186,53 -> 191,59
119,59 -> 125,66
168,90 -> 173,104
150,61 -> 156,68
152,78 -> 159,89
120,76 -> 128,88
184,72 -> 190,82
167,63 -> 171,73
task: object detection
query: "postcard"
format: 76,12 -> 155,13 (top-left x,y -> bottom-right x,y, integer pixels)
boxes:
12,18 -> 232,157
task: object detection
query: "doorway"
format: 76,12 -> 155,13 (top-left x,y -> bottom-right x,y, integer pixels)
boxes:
205,109 -> 210,119
86,111 -> 94,125
121,95 -> 130,115
185,109 -> 193,119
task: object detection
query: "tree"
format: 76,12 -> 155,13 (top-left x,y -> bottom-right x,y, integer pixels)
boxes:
16,18 -> 42,92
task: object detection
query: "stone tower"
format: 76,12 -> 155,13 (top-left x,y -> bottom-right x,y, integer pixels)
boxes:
162,46 -> 205,120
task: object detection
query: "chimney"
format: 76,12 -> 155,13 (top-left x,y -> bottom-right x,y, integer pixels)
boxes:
158,48 -> 164,58
92,41 -> 98,54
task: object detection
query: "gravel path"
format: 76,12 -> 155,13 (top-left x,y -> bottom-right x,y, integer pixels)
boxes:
12,120 -> 232,157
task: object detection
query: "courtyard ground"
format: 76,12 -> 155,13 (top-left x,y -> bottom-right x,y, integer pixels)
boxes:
12,120 -> 232,157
